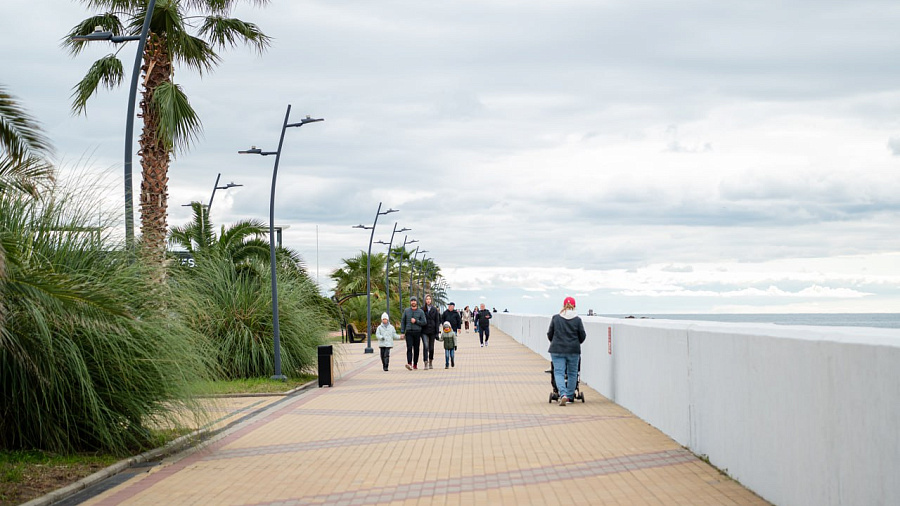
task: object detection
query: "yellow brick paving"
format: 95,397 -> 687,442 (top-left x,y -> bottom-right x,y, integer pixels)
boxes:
80,329 -> 768,505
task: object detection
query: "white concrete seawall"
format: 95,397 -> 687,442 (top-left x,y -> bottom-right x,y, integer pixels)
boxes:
493,313 -> 900,506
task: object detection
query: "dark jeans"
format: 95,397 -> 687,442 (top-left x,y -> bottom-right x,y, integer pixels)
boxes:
406,331 -> 421,365
478,325 -> 490,344
379,347 -> 391,369
426,334 -> 437,361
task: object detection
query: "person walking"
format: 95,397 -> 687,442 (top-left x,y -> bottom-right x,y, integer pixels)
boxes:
476,303 -> 492,347
440,322 -> 457,368
375,312 -> 397,371
462,305 -> 471,332
442,302 -> 462,334
547,296 -> 587,406
422,294 -> 441,370
400,296 -> 427,370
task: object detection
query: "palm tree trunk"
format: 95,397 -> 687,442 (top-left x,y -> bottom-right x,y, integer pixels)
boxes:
138,34 -> 172,265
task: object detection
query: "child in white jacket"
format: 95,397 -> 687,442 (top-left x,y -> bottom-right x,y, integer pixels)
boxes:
375,312 -> 397,371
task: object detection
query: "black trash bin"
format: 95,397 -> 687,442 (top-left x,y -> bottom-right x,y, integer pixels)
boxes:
317,345 -> 334,387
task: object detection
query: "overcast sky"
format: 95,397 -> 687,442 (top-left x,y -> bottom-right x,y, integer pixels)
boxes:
3,0 -> 900,315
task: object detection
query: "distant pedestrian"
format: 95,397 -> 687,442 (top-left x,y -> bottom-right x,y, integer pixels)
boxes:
375,312 -> 397,371
422,294 -> 441,370
476,303 -> 492,346
462,306 -> 471,332
547,296 -> 586,406
440,322 -> 457,368
442,302 -> 462,333
401,296 -> 427,370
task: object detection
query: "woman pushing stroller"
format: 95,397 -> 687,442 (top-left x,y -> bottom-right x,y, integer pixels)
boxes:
547,296 -> 586,406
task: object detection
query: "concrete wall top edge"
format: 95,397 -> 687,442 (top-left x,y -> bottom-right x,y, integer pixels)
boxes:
499,313 -> 900,347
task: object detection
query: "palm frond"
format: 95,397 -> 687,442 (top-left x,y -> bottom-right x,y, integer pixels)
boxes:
0,85 -> 54,160
81,0 -> 146,11
199,17 -> 271,54
70,54 -> 125,115
150,81 -> 202,153
0,154 -> 55,199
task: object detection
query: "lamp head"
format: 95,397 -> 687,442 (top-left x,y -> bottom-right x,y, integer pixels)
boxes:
286,116 -> 325,128
352,224 -> 369,230
238,146 -> 262,155
398,227 -> 411,233
71,26 -> 113,41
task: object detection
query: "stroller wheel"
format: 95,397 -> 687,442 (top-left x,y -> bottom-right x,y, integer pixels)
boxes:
549,392 -> 559,403
578,392 -> 585,403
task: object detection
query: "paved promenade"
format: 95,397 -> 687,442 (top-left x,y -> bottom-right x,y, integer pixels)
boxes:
77,328 -> 768,505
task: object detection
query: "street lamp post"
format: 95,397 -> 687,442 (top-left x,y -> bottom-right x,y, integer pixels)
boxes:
408,245 -> 420,306
420,257 -> 431,300
374,223 -> 411,320
207,173 -> 242,214
71,0 -> 157,251
396,236 -> 417,316
239,104 -> 323,380
415,250 -> 429,300
353,203 -> 398,354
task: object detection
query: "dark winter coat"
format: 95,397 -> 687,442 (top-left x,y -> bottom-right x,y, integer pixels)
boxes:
547,312 -> 587,355
442,309 -> 462,332
423,304 -> 441,336
401,307 -> 427,334
476,309 -> 492,328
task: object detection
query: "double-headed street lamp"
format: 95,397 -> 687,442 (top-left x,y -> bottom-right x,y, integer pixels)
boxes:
208,173 -> 242,214
239,104 -> 323,380
407,245 -> 420,306
374,223 -> 411,319
396,236 -> 417,315
419,256 -> 431,300
412,250 -> 429,300
71,0 -> 157,251
353,202 -> 398,354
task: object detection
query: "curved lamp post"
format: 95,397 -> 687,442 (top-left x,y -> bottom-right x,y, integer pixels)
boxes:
396,236 -> 417,315
415,250 -> 429,300
239,104 -> 323,380
374,223 -> 411,319
353,202 -> 398,354
408,245 -> 420,306
420,257 -> 432,300
208,173 -> 242,213
71,0 -> 157,251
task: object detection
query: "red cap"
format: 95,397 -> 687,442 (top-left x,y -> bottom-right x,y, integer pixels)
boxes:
563,296 -> 576,307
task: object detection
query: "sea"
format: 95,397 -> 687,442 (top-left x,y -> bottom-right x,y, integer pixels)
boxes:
599,313 -> 900,330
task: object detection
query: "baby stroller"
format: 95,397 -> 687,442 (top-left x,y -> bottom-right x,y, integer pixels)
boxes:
548,357 -> 585,403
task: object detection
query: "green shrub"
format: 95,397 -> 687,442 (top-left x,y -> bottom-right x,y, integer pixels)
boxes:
170,251 -> 330,379
0,189 -> 210,455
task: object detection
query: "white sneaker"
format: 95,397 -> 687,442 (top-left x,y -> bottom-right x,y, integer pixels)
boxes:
558,396 -> 568,406
480,343 -> 484,347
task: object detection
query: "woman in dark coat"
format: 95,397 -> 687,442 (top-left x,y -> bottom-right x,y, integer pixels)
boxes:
547,296 -> 586,406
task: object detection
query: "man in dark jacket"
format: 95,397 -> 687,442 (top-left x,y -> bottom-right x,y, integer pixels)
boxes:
422,294 -> 441,369
401,296 -> 427,370
441,302 -> 462,333
476,303 -> 492,347
547,296 -> 587,406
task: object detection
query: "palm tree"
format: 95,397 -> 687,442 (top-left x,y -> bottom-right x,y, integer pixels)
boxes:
168,201 -> 306,277
330,252 -> 388,325
65,1 -> 271,261
0,84 -> 54,198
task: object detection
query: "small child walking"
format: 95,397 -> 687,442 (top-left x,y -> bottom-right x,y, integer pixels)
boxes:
440,322 -> 457,369
376,312 -> 397,371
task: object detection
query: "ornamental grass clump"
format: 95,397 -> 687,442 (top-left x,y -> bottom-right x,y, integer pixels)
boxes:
170,250 -> 331,379
0,185 -> 211,455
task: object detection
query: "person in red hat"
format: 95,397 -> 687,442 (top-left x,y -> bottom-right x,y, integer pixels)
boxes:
547,296 -> 586,406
